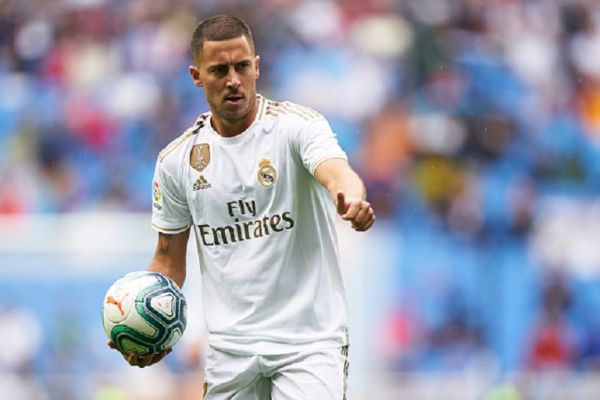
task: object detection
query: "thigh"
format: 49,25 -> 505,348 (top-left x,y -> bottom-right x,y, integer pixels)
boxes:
204,346 -> 271,400
270,346 -> 349,400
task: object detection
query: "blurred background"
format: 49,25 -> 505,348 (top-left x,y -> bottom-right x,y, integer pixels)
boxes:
2,0 -> 600,398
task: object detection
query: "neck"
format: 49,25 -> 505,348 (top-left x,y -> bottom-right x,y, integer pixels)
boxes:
211,97 -> 259,137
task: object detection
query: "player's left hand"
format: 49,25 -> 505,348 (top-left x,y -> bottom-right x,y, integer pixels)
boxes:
108,340 -> 172,368
336,191 -> 375,231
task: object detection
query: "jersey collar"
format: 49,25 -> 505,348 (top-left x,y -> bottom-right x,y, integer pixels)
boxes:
206,94 -> 266,145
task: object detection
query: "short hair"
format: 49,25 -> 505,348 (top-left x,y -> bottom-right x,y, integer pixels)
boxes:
191,15 -> 255,62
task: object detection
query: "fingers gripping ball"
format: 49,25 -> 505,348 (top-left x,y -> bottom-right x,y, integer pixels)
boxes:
102,271 -> 187,356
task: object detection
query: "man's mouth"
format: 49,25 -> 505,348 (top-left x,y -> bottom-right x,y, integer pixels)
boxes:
224,94 -> 244,105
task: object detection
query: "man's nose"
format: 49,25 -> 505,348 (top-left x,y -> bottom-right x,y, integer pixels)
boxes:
226,71 -> 241,89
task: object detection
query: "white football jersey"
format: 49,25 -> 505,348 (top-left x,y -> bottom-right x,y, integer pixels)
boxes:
151,95 -> 349,355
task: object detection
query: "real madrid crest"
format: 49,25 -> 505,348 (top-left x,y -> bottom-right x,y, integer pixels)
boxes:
190,144 -> 210,172
257,159 -> 277,187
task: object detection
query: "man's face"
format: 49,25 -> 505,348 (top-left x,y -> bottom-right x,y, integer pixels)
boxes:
189,36 -> 260,125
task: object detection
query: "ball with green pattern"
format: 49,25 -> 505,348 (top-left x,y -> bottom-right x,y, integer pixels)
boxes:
102,271 -> 187,356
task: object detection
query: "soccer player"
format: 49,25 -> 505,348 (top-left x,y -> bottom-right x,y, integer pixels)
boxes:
109,14 -> 375,399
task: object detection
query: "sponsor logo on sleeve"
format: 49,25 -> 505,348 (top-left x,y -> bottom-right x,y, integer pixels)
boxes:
153,179 -> 164,214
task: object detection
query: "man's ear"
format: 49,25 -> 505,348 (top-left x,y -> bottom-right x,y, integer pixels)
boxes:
189,65 -> 203,88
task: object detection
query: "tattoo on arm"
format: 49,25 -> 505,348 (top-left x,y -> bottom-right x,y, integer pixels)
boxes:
158,233 -> 173,254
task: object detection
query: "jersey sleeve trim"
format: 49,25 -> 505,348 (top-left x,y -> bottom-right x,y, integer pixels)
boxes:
311,154 -> 349,175
151,222 -> 190,234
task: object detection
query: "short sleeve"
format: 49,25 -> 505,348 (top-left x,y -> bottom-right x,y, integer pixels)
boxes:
151,161 -> 192,233
295,117 -> 348,175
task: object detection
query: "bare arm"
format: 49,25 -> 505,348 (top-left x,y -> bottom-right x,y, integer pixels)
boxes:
148,229 -> 191,288
314,158 -> 375,231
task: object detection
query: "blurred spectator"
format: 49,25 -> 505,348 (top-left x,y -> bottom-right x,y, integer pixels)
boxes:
526,273 -> 577,370
359,103 -> 414,217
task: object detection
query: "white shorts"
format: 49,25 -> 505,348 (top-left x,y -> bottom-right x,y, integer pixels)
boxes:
203,345 -> 349,400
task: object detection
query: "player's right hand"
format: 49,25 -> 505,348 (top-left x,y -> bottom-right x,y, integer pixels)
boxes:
336,191 -> 375,231
107,340 -> 172,368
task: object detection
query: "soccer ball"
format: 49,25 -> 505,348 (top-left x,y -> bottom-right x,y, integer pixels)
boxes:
102,271 -> 187,356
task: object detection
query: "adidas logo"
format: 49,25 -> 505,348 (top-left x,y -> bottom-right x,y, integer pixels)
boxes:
193,175 -> 211,191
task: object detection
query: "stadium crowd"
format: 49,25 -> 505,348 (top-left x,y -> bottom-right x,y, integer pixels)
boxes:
3,0 -> 600,398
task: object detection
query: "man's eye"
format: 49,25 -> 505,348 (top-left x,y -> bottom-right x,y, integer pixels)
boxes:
237,62 -> 250,70
213,66 -> 228,75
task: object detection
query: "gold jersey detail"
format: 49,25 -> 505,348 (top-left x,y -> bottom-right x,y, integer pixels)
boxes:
281,102 -> 320,119
190,143 -> 211,172
158,131 -> 195,163
158,114 -> 208,163
257,94 -> 268,120
266,100 -> 322,122
257,159 -> 277,187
